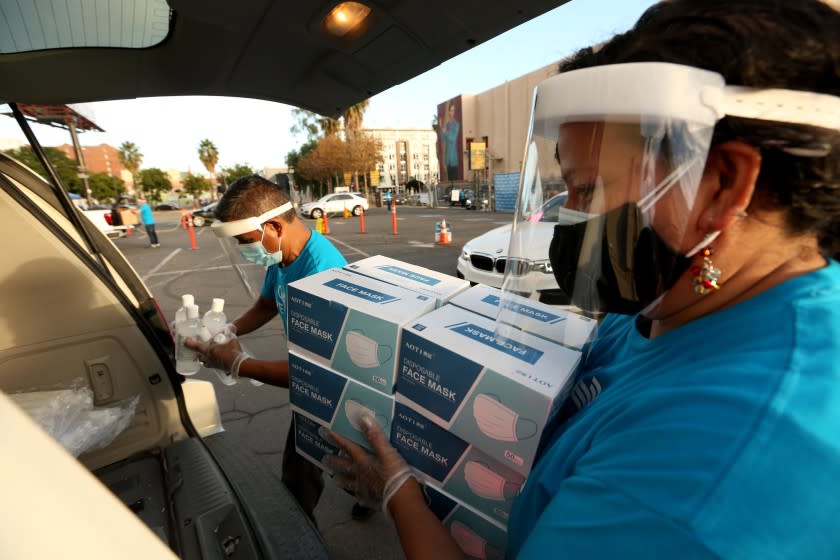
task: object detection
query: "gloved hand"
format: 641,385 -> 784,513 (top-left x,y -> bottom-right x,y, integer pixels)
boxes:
183,335 -> 252,386
322,414 -> 415,514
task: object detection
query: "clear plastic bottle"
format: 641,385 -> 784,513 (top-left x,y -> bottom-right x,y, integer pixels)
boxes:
174,294 -> 195,326
175,304 -> 202,375
202,298 -> 226,337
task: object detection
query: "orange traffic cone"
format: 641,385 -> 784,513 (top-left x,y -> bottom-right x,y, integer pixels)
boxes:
436,218 -> 451,245
323,211 -> 331,235
358,207 -> 366,234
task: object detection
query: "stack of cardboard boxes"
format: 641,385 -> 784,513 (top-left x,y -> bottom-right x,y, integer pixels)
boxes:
289,256 -> 597,557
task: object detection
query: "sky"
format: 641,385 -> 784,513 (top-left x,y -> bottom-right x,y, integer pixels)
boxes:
0,0 -> 657,174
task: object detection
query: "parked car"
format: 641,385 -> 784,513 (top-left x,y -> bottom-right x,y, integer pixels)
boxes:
299,192 -> 369,219
154,202 -> 180,211
81,207 -> 130,239
190,201 -> 218,226
457,192 -> 571,304
0,0 -> 564,557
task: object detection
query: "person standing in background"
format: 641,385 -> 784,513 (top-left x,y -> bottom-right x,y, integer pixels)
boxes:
134,198 -> 159,248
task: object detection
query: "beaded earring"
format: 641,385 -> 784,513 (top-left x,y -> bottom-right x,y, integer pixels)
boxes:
691,247 -> 721,295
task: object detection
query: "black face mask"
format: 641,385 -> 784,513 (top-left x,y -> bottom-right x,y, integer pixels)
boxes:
548,202 -> 692,315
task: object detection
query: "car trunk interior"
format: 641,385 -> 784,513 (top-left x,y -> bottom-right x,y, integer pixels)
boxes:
0,151 -> 327,558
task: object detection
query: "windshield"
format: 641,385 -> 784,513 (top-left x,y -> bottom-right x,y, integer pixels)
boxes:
526,192 -> 569,223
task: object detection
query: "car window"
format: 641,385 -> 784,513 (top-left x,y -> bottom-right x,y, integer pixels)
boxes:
538,193 -> 570,222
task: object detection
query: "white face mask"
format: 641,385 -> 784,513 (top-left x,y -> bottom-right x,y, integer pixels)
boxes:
345,330 -> 392,368
472,394 -> 537,442
463,461 -> 522,501
450,521 -> 503,560
344,399 -> 383,432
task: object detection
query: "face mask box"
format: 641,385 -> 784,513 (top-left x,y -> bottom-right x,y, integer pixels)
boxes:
391,402 -> 525,526
344,255 -> 469,307
289,351 -> 394,452
287,268 -> 436,393
293,412 -> 341,474
449,284 -> 597,350
396,304 -> 581,476
424,484 -> 508,560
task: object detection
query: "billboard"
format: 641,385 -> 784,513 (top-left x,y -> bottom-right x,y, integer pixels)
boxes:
437,96 -> 463,182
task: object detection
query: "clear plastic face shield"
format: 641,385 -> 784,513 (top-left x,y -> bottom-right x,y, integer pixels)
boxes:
498,62 -> 840,342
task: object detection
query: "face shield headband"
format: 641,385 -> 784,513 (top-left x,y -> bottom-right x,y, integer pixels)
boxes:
509,62 -> 840,317
210,202 -> 294,238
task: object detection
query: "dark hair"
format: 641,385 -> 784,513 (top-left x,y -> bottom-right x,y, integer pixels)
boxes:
215,175 -> 296,223
561,0 -> 840,259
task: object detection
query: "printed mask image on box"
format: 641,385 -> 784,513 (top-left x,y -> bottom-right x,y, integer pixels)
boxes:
423,484 -> 507,560
289,352 -> 394,451
344,255 -> 469,307
472,394 -> 538,442
287,268 -> 435,392
396,305 -> 581,476
345,330 -> 393,369
391,402 -> 525,524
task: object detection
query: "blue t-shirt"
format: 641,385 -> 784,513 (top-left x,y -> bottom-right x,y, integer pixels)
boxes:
259,230 -> 347,331
509,260 -> 840,559
139,203 -> 154,225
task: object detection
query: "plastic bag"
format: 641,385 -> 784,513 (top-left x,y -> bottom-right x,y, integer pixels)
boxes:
9,383 -> 139,457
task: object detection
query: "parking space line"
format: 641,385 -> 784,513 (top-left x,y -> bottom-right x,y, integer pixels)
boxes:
328,237 -> 372,258
142,248 -> 182,280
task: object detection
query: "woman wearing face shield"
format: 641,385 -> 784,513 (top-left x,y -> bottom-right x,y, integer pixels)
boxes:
320,1 -> 840,558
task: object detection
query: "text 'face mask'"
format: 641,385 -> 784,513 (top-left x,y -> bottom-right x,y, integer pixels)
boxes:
472,394 -> 537,442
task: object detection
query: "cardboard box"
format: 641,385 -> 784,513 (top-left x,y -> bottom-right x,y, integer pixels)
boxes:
423,484 -> 508,560
396,305 -> 581,476
287,268 -> 436,392
449,284 -> 597,350
293,411 -> 341,473
289,351 -> 395,452
391,402 -> 525,525
344,255 -> 469,307
118,207 -> 138,225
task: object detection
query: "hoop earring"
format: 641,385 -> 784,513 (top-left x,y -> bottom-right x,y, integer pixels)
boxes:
691,247 -> 722,296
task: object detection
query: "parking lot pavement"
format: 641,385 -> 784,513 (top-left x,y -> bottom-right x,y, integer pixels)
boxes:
117,206 -> 513,560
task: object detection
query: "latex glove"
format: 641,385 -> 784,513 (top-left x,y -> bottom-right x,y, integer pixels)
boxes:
322,414 -> 415,514
222,322 -> 237,339
183,335 -> 251,385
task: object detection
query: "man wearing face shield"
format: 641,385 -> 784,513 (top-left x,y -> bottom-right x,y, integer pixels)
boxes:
314,1 -> 840,558
182,175 -> 378,522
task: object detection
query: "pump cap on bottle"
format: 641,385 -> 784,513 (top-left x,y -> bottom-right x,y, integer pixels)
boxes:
181,294 -> 195,307
211,298 -> 225,313
186,304 -> 200,319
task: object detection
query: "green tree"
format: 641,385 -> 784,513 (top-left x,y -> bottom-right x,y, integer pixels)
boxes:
117,141 -> 143,194
181,173 -> 210,200
286,139 -> 318,190
290,108 -> 340,141
88,172 -> 124,202
137,168 -> 172,202
222,163 -> 256,185
197,139 -> 219,199
4,146 -> 82,194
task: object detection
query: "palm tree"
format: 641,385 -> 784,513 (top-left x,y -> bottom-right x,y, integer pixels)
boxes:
198,139 -> 219,199
118,141 -> 143,196
342,100 -> 369,138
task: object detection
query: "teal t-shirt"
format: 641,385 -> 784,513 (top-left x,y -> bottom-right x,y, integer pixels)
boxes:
139,203 -> 154,225
259,230 -> 347,331
509,260 -> 840,559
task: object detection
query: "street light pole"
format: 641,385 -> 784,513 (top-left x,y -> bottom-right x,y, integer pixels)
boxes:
67,116 -> 93,206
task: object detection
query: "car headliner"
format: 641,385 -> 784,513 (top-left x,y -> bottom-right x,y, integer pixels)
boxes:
0,0 -> 571,117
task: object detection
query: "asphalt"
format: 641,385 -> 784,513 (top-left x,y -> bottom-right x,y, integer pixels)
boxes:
116,204 -> 511,560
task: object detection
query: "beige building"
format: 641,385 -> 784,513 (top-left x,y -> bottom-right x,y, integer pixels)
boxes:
364,128 -> 439,189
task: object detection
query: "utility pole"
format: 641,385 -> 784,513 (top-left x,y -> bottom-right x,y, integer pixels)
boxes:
67,116 -> 93,206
